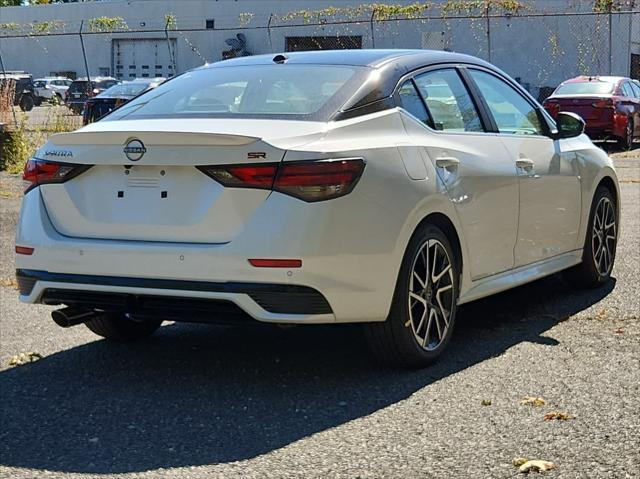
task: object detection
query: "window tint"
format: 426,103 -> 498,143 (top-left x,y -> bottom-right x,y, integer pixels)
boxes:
107,65 -> 363,121
470,70 -> 544,136
398,80 -> 429,125
629,81 -> 640,98
413,69 -> 483,132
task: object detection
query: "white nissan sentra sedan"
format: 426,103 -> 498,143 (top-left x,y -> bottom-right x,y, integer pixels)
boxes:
15,50 -> 619,367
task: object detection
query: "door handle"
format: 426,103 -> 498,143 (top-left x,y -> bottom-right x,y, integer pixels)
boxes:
516,158 -> 535,170
435,156 -> 460,169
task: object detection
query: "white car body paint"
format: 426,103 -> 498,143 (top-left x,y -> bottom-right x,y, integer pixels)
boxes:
16,51 -> 620,328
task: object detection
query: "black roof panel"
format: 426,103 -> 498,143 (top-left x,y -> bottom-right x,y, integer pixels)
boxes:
204,49 -> 489,69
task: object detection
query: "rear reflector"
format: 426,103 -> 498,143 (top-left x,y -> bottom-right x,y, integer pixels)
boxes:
249,259 -> 302,268
23,159 -> 92,193
15,246 -> 34,255
198,158 -> 365,202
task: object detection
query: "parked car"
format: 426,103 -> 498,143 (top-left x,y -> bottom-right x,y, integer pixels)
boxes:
543,75 -> 640,149
82,78 -> 166,125
33,77 -> 72,105
65,76 -> 119,114
16,50 -> 619,368
0,71 -> 36,111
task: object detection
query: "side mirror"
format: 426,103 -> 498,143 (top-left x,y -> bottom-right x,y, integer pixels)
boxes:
555,111 -> 585,139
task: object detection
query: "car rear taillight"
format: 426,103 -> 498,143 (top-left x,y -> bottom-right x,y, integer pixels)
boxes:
23,159 -> 91,193
198,159 -> 365,202
543,100 -> 560,118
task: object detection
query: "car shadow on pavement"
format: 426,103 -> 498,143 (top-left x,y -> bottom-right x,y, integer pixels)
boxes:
0,274 -> 615,474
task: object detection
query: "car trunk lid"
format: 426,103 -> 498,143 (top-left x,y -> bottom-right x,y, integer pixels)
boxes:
38,118 -> 326,244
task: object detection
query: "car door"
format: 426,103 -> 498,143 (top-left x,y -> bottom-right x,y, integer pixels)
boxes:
398,68 -> 520,280
466,68 -> 582,268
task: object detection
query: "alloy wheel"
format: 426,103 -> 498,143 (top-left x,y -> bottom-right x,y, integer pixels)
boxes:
406,239 -> 455,351
591,196 -> 616,276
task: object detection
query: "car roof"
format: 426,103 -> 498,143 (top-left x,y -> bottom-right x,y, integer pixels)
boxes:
563,75 -> 627,84
205,49 -> 490,70
200,49 -> 499,114
72,77 -> 118,82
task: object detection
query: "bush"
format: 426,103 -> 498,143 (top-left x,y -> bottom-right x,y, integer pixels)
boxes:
0,124 -> 36,174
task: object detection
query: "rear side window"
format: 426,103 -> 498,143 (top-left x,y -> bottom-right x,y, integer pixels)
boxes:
469,70 -> 544,136
413,69 -> 483,132
398,80 -> 430,125
621,82 -> 634,98
630,81 -> 640,98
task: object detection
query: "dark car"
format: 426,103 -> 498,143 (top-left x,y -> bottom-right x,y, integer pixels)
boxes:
0,71 -> 36,112
65,77 -> 119,114
82,78 -> 165,125
543,75 -> 640,149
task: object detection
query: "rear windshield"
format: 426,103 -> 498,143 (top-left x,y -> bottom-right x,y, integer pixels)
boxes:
105,64 -> 366,122
554,81 -> 615,95
69,81 -> 88,93
99,82 -> 150,98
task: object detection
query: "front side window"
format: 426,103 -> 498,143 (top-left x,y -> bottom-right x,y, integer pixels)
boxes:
413,69 -> 483,132
398,80 -> 430,125
106,65 -> 366,121
469,70 -> 544,136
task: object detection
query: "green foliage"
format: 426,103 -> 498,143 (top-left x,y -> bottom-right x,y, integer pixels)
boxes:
87,16 -> 128,32
276,0 -> 528,23
238,12 -> 254,26
0,124 -> 34,174
278,3 -> 435,23
0,22 -> 21,32
593,0 -> 624,12
442,0 -> 527,15
30,20 -> 65,34
164,13 -> 177,29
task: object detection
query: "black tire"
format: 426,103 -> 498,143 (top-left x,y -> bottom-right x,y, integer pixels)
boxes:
19,94 -> 34,112
85,313 -> 162,341
364,224 -> 459,368
618,118 -> 633,151
565,186 -> 617,289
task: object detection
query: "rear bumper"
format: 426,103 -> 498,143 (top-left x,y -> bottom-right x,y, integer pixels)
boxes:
584,119 -> 626,140
16,269 -> 333,323
16,187 -> 403,324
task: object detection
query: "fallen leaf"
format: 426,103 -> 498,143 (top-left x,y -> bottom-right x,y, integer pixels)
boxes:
0,278 -> 18,289
481,399 -> 492,406
518,460 -> 556,473
521,396 -> 546,407
513,457 -> 529,467
8,352 -> 43,366
614,328 -> 624,334
596,309 -> 609,319
544,411 -> 570,421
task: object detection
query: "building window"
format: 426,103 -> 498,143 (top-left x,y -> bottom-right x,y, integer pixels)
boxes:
285,36 -> 362,52
206,19 -> 214,29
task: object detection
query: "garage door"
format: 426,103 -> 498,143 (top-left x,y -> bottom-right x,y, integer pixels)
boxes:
113,39 -> 177,80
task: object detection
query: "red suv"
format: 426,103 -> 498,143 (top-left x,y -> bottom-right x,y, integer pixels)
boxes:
543,76 -> 640,149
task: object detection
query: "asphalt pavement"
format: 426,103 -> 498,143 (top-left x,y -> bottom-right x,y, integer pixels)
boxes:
0,149 -> 638,479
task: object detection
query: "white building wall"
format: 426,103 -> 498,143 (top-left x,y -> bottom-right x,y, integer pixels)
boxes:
0,0 -> 638,96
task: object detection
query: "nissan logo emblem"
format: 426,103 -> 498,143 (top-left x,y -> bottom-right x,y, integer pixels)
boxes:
123,139 -> 146,161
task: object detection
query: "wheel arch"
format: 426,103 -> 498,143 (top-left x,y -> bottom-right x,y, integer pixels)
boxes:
597,175 -> 618,207
415,212 -> 464,284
